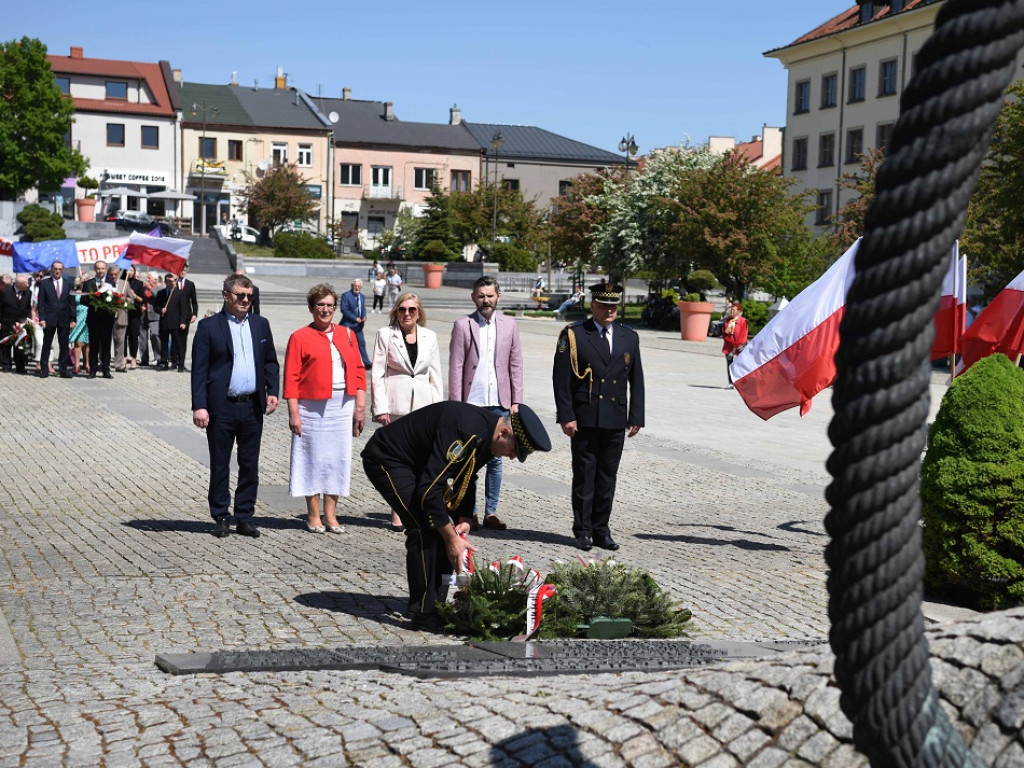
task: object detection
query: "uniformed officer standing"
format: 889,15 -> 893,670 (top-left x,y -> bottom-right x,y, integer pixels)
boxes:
362,400 -> 550,632
552,282 -> 645,552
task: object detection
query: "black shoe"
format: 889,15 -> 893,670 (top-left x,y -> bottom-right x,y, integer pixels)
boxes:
177,367 -> 186,373
575,534 -> 593,551
88,372 -> 97,379
59,372 -> 73,379
408,612 -> 445,633
469,515 -> 481,531
236,520 -> 260,538
213,518 -> 231,538
39,372 -> 49,379
593,535 -> 620,551
102,372 -> 113,379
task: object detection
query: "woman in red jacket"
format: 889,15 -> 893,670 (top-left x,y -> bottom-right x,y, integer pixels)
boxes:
284,283 -> 367,534
722,302 -> 749,389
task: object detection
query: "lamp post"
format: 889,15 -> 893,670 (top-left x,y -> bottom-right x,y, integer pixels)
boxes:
191,101 -> 218,235
618,133 -> 638,178
490,130 -> 504,245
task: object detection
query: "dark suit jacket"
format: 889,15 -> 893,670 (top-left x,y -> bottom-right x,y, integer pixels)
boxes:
250,284 -> 261,315
552,318 -> 645,430
153,286 -> 190,331
177,277 -> 199,321
340,289 -> 366,328
191,310 -> 280,416
0,285 -> 33,327
35,277 -> 78,327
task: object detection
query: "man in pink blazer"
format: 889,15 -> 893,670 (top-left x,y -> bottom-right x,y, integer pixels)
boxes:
448,276 -> 524,530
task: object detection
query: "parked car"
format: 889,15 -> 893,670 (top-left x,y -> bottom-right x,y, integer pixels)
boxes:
114,211 -> 179,237
215,224 -> 260,244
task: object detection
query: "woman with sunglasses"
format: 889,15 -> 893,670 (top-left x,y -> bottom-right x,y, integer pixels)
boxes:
370,292 -> 443,531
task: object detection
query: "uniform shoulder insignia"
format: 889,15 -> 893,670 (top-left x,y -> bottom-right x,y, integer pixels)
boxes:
446,439 -> 468,462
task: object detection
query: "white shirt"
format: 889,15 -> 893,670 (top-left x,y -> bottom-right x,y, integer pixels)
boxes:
467,314 -> 500,407
326,329 -> 346,390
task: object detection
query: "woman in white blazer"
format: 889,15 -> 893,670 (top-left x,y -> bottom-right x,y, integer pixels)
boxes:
371,292 -> 444,529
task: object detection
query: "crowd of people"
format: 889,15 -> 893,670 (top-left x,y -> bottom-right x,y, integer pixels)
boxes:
182,272 -> 644,632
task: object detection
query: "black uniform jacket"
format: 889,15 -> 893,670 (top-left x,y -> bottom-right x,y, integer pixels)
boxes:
362,402 -> 500,528
552,318 -> 645,430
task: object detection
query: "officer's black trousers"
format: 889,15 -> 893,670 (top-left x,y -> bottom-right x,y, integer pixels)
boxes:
570,426 -> 625,538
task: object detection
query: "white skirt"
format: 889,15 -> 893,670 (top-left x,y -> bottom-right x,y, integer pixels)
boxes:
289,394 -> 355,497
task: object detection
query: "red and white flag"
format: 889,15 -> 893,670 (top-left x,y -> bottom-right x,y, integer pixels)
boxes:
123,232 -> 191,275
930,241 -> 967,360
957,267 -> 1024,374
731,240 -> 860,420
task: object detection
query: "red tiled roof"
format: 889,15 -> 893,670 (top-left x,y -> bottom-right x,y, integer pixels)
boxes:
47,52 -> 176,117
785,1 -> 937,49
761,154 -> 782,172
734,139 -> 764,164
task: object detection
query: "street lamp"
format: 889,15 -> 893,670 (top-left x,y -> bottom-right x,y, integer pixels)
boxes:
618,133 -> 638,177
490,130 -> 504,244
191,101 -> 218,235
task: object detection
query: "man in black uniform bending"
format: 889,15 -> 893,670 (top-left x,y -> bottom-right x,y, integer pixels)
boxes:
552,282 -> 645,552
362,401 -> 550,632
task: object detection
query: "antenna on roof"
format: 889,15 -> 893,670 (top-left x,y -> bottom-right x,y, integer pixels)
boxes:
253,79 -> 258,91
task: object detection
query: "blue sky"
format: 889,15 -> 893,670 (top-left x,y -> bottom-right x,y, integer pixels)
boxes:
15,0 -> 849,155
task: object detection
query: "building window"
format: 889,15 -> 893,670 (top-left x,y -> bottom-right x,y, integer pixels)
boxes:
199,137 -> 216,160
503,179 -> 520,192
105,81 -> 128,100
414,168 -> 437,190
816,190 -> 833,225
371,166 -> 392,193
879,59 -> 899,96
451,170 -> 470,192
848,66 -> 866,103
339,164 -> 362,186
228,140 -> 242,161
55,76 -> 70,94
297,143 -> 312,167
877,122 -> 895,153
792,138 -> 808,171
272,142 -> 288,165
818,133 -> 835,167
106,123 -> 125,147
794,80 -> 810,114
140,125 -> 159,149
821,73 -> 837,109
846,128 -> 864,164
558,179 -> 574,197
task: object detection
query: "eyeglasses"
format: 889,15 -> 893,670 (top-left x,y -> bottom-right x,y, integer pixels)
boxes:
314,302 -> 336,310
397,307 -> 418,315
226,291 -> 253,302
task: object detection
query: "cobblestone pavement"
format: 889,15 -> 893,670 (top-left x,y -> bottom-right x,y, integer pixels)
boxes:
1,279 -> 1021,766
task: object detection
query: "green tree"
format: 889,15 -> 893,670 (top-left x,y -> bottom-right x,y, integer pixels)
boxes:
412,184 -> 460,261
829,147 -> 884,252
239,163 -> 319,234
448,181 -> 546,256
963,80 -> 1024,301
377,206 -> 422,260
0,37 -> 87,200
16,203 -> 65,241
549,171 -> 612,276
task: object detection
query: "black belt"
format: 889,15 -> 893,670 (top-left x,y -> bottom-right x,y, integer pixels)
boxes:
226,393 -> 255,403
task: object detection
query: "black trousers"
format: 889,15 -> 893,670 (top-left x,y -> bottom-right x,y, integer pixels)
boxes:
126,313 -> 142,359
570,426 -> 625,538
362,457 -> 450,617
172,327 -> 189,370
87,312 -> 114,375
206,399 -> 264,520
40,323 -> 73,375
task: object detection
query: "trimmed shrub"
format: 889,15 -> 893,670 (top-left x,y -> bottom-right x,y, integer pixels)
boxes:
920,354 -> 1024,610
686,269 -> 719,301
490,242 -> 538,273
743,300 -> 770,336
16,204 -> 65,241
419,238 -> 456,263
273,231 -> 333,260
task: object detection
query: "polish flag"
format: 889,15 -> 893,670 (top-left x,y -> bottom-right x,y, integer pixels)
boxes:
930,242 -> 967,360
730,240 -> 860,420
123,232 -> 191,275
957,267 -> 1024,373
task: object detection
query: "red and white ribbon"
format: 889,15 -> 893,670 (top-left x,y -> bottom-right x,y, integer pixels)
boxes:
507,555 -> 525,572
525,584 -> 557,638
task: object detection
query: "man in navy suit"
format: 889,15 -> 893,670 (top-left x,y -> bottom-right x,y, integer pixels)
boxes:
191,273 -> 280,539
35,262 -> 78,378
81,260 -> 114,378
339,278 -> 370,367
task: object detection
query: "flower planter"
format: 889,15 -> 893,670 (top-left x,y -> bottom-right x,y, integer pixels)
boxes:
678,300 -> 715,341
74,198 -> 97,223
422,263 -> 445,289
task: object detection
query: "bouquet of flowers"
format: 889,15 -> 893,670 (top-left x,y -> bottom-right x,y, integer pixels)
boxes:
0,320 -> 36,356
85,284 -> 134,315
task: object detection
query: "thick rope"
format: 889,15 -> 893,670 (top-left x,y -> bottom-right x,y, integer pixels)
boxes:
825,1 -> 1024,766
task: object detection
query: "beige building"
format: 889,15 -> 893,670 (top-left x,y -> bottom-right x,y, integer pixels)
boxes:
765,0 -> 943,230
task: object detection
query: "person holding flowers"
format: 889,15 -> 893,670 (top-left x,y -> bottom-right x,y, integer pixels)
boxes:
0,274 -> 32,374
81,261 -> 114,379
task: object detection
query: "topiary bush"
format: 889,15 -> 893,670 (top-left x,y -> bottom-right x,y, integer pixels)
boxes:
273,231 -> 333,260
419,238 -> 456,263
686,269 -> 719,301
16,204 -> 65,241
920,353 -> 1024,610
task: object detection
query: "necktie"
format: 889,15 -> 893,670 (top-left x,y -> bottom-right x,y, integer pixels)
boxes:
55,280 -> 60,299
601,326 -> 611,354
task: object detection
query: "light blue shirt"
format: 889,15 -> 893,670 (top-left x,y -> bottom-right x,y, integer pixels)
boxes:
226,313 -> 256,396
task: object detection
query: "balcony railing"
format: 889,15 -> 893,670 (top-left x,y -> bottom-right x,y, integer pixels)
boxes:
362,185 -> 403,200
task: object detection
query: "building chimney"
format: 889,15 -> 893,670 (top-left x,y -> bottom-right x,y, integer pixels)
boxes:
70,46 -> 83,59
275,65 -> 287,89
172,69 -> 182,84
342,87 -> 352,101
231,71 -> 238,86
449,104 -> 461,126
383,101 -> 394,121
